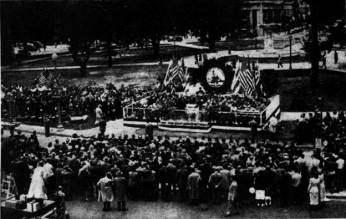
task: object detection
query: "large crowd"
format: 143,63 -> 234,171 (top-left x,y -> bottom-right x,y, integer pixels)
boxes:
1,82 -> 154,122
2,80 -> 270,127
2,108 -> 345,214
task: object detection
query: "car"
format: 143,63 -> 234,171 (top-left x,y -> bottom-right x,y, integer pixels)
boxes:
33,41 -> 44,49
168,36 -> 183,42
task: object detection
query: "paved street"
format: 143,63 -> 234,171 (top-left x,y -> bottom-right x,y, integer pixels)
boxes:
64,197 -> 346,219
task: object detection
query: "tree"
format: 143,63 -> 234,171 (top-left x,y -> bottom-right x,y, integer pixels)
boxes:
189,0 -> 243,50
1,1 -> 64,64
303,0 -> 345,87
62,1 -> 104,77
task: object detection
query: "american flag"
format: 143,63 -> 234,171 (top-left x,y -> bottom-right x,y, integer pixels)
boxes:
239,61 -> 256,97
35,69 -> 53,86
163,58 -> 184,86
231,61 -> 241,94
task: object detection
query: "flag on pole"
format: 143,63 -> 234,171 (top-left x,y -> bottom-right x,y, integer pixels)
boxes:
254,61 -> 260,86
231,60 -> 241,94
35,69 -> 53,86
163,58 -> 185,86
238,61 -> 256,97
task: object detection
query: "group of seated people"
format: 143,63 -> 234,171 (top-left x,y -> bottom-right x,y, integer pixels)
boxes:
126,91 -> 270,124
2,125 -> 345,213
1,83 -> 155,123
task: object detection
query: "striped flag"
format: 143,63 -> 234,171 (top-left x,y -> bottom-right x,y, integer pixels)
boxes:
238,61 -> 256,97
254,61 -> 260,86
163,58 -> 185,86
35,69 -> 52,86
231,60 -> 241,94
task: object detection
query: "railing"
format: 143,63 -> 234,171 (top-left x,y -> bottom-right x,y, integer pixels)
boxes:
123,103 -> 267,126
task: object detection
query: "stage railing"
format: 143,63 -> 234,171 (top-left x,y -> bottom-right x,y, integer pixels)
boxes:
123,103 -> 267,126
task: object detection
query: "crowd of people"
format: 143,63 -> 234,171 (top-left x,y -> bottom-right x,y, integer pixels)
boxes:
2,122 -> 345,215
1,82 -> 154,122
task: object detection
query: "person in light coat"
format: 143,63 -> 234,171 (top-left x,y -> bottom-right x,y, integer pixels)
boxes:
97,172 -> 114,211
27,161 -> 48,205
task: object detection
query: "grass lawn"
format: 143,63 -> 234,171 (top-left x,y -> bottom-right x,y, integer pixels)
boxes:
7,45 -> 207,69
277,70 -> 346,112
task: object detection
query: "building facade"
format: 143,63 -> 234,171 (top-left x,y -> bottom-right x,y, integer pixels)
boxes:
241,0 -> 310,36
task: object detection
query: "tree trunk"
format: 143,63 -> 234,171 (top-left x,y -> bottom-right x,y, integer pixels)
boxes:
106,39 -> 112,67
152,36 -> 160,56
80,58 -> 87,77
208,30 -> 217,51
310,3 -> 319,87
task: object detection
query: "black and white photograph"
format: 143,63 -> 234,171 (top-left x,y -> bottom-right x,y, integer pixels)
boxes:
1,0 -> 346,218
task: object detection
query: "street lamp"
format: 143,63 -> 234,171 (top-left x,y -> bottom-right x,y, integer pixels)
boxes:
289,34 -> 292,70
173,27 -> 176,58
52,53 -> 63,129
52,53 -> 58,75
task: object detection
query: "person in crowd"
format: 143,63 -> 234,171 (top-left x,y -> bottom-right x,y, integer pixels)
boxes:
225,172 -> 240,217
27,161 -> 47,205
278,168 -> 292,207
12,156 -> 31,196
334,50 -> 339,64
317,167 -> 326,206
291,168 -> 302,205
61,165 -> 74,201
277,55 -> 283,68
335,153 -> 345,192
308,171 -> 321,210
254,170 -> 266,207
114,171 -> 128,211
209,166 -> 223,205
128,166 -> 139,200
145,121 -> 154,140
177,163 -> 189,202
78,161 -> 91,202
97,172 -> 114,211
187,167 -> 201,205
249,117 -> 258,142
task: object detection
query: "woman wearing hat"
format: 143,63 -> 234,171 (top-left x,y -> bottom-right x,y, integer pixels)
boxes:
114,171 -> 128,211
97,172 -> 114,211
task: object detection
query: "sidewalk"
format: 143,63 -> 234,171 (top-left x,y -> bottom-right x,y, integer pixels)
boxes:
14,119 -> 139,139
1,61 -> 170,73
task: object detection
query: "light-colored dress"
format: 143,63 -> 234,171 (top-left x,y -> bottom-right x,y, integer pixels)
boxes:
228,181 -> 238,201
308,177 -> 321,205
319,173 -> 326,202
27,166 -> 47,199
97,176 -> 114,202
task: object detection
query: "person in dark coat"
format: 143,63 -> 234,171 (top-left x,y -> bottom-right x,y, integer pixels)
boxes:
209,166 -> 223,205
13,157 -> 31,195
145,121 -> 154,140
279,168 -> 292,207
158,165 -> 169,201
187,167 -> 201,205
254,170 -> 266,207
114,171 -> 128,211
177,164 -> 189,202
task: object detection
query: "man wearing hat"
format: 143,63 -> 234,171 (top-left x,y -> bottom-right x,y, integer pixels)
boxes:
114,171 -> 127,211
187,167 -> 201,205
209,166 -> 223,205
